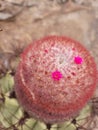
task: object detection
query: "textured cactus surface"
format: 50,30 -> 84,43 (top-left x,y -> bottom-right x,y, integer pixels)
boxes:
14,36 -> 97,124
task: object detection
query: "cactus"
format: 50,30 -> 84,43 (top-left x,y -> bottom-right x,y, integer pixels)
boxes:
14,35 -> 97,128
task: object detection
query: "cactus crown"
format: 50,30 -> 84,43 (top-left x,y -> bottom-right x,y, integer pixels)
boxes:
15,36 -> 97,123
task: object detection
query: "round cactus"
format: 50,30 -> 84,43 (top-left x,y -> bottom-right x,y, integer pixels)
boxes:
14,36 -> 97,124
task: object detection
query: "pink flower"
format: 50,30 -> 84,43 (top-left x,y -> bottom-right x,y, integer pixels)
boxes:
74,56 -> 83,64
52,70 -> 62,81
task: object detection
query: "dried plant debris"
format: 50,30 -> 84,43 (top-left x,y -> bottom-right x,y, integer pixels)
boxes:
9,41 -> 27,57
91,97 -> 98,116
0,52 -> 18,77
0,0 -> 24,21
0,0 -> 36,21
0,41 -> 26,78
0,0 -> 92,21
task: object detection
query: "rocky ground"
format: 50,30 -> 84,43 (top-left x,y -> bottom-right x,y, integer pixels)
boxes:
0,0 -> 98,130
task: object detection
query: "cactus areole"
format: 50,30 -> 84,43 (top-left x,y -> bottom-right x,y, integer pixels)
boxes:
14,36 -> 97,124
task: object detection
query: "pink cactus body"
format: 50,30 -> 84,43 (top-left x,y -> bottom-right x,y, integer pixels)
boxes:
14,36 -> 97,124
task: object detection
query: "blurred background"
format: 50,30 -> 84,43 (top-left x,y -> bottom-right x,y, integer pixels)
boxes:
0,0 -> 98,130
